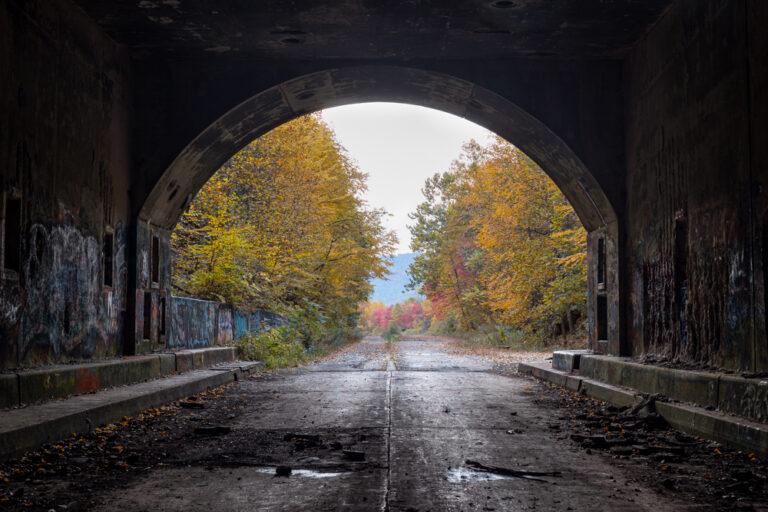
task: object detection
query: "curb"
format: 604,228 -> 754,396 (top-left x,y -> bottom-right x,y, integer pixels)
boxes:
1,347 -> 241,409
0,361 -> 262,461
519,361 -> 768,457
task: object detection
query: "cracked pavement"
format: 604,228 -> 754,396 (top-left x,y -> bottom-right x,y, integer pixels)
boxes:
89,337 -> 700,511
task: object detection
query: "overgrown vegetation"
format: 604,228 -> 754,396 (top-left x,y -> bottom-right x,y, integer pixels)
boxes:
360,137 -> 587,348
172,114 -> 396,363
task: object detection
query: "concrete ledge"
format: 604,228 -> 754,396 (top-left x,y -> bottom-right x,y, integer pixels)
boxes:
656,401 -> 768,456
717,375 -> 768,423
17,355 -> 174,406
580,355 -> 719,409
1,347 -> 243,409
579,379 -> 641,408
519,361 -> 768,457
580,355 -> 768,424
174,347 -> 237,373
0,374 -> 19,409
552,350 -> 589,372
0,369 -> 236,461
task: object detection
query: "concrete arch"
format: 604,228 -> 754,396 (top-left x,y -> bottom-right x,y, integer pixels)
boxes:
139,66 -> 617,235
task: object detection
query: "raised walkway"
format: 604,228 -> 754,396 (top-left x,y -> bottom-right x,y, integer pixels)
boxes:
0,348 -> 262,459
519,351 -> 768,457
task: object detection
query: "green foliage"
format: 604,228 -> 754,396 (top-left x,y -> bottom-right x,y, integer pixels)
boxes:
383,322 -> 401,341
237,327 -> 307,369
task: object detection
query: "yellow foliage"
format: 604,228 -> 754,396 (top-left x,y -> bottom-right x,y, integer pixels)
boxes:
172,114 -> 397,336
407,137 -> 586,339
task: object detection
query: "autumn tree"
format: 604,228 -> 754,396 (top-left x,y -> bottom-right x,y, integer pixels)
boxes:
172,114 -> 397,345
357,298 -> 435,335
407,137 -> 586,343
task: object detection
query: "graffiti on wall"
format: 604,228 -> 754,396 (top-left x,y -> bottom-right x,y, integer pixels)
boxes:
18,221 -> 124,366
168,296 -> 284,349
168,296 -> 216,348
217,307 -> 232,345
234,310 -> 248,339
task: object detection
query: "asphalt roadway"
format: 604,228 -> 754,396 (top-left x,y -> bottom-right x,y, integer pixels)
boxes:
95,337 -> 693,511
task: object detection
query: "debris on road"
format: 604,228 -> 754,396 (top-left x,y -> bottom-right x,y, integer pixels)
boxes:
465,459 -> 561,482
533,378 -> 768,510
275,465 -> 292,477
342,450 -> 366,461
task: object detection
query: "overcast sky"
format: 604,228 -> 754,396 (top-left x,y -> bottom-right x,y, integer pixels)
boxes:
321,103 -> 493,254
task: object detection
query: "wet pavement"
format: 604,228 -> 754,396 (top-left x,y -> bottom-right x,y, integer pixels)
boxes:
90,337 -> 700,511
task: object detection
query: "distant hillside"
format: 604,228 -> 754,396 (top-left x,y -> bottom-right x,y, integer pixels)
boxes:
369,252 -> 423,305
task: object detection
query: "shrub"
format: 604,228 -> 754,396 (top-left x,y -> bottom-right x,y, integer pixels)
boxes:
238,327 -> 307,368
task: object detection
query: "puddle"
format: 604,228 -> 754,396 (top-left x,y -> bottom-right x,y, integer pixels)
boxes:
254,467 -> 346,478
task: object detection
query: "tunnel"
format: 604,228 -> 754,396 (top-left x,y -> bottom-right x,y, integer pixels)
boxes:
1,0 -> 767,374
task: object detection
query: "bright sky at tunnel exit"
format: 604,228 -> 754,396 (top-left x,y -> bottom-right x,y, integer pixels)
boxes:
321,103 -> 493,254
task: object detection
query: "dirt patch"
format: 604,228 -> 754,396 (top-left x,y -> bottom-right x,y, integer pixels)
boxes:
0,382 -> 246,511
528,377 -> 768,511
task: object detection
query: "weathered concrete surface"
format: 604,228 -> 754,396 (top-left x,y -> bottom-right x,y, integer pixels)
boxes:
624,0 -> 768,372
520,361 -> 768,457
0,366 -> 254,461
93,338 -> 690,511
16,354 -> 175,405
552,349 -> 590,372
174,346 -> 236,374
0,0 -> 133,369
0,374 -> 18,409
580,355 -> 720,409
0,347 -> 244,409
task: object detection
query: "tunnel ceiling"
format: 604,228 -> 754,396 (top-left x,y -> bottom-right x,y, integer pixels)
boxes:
71,0 -> 672,59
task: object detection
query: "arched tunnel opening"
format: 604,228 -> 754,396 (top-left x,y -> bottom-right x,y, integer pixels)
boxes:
2,0 -> 768,508
163,100 -> 593,365
135,68 -> 620,362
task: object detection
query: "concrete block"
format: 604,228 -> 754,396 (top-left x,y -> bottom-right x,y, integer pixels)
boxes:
0,374 -> 19,409
580,380 -> 641,408
580,355 -> 719,409
564,375 -> 582,392
157,354 -> 177,376
518,362 -> 567,387
19,367 -> 81,404
717,375 -> 768,423
17,356 -> 171,405
174,347 -> 237,373
552,350 -> 590,372
174,352 -> 195,374
656,401 -> 768,457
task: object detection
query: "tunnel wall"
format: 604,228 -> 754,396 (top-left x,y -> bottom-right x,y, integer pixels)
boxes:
624,0 -> 768,372
0,0 -> 133,369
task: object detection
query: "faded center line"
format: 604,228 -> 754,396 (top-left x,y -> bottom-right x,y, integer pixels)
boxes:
382,352 -> 394,511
